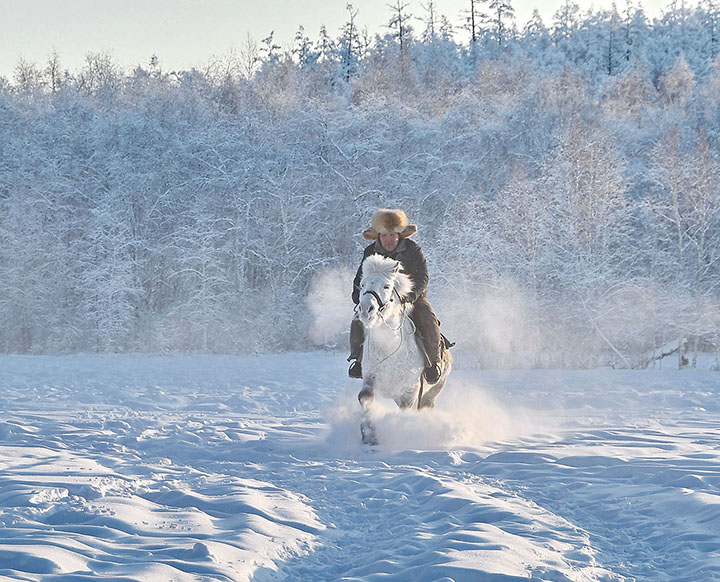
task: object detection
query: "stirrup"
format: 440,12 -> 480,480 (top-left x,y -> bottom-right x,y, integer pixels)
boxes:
348,360 -> 362,379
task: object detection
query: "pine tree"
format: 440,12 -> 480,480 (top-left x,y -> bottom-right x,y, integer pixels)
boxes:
387,0 -> 413,52
488,0 -> 516,48
293,26 -> 317,68
339,4 -> 362,81
421,0 -> 439,43
463,0 -> 488,45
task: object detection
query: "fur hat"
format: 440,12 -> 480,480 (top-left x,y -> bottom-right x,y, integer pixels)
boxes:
362,209 -> 417,240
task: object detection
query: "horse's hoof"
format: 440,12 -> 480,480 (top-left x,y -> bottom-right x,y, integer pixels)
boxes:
358,389 -> 373,404
361,420 -> 378,445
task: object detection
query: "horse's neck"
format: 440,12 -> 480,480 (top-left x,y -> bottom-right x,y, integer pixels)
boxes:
365,307 -> 408,346
364,306 -> 424,387
379,304 -> 405,330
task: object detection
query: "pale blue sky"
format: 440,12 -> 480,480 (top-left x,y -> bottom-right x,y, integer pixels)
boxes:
1,0 -> 669,78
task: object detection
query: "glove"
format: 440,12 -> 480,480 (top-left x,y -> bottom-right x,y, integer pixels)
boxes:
402,294 -> 415,305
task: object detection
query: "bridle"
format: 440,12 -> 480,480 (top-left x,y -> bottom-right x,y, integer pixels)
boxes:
361,285 -> 405,319
362,289 -> 388,313
361,283 -> 408,335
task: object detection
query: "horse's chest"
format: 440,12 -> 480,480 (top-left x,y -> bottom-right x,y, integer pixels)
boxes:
364,325 -> 424,399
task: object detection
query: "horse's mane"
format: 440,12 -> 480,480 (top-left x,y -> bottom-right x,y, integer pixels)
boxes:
361,254 -> 413,299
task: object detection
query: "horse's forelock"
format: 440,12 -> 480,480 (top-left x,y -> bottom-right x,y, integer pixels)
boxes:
361,254 -> 396,278
362,254 -> 413,297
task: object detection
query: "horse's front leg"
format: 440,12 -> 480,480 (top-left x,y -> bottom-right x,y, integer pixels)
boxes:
358,377 -> 374,409
358,377 -> 378,445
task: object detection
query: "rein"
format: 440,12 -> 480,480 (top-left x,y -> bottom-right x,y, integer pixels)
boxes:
363,287 -> 411,367
363,287 -> 408,332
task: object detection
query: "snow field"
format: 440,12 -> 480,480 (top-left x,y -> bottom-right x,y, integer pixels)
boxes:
0,353 -> 718,581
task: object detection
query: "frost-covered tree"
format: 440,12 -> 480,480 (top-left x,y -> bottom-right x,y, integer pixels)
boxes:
260,32 -> 282,65
702,0 -> 720,58
77,51 -> 123,97
462,0 -> 488,45
339,4 -> 362,81
643,128 -> 720,360
420,0 -> 440,43
293,26 -> 317,68
1,6 -> 720,365
521,9 -> 552,54
553,0 -> 581,52
605,4 -> 624,74
44,50 -> 66,94
387,0 -> 413,52
659,55 -> 695,103
487,0 -> 516,49
239,34 -> 261,79
13,58 -> 44,95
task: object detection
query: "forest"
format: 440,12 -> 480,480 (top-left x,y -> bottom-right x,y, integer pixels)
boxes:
1,0 -> 719,368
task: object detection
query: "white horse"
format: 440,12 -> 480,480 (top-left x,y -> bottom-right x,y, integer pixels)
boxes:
356,254 -> 452,444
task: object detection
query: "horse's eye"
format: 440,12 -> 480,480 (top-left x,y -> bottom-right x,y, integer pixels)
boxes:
384,285 -> 390,289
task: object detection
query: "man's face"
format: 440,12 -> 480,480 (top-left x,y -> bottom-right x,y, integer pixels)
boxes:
379,232 -> 400,252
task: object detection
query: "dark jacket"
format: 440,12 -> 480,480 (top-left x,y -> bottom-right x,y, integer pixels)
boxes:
352,238 -> 429,305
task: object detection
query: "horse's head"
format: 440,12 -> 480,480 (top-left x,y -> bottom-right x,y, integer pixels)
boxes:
357,254 -> 412,326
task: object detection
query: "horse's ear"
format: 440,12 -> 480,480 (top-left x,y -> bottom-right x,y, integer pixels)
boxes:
393,263 -> 401,274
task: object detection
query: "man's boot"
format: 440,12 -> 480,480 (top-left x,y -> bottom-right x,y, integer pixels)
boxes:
348,317 -> 365,379
423,362 -> 441,383
348,358 -> 362,379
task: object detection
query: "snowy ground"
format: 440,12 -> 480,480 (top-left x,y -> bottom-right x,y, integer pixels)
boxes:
0,352 -> 719,582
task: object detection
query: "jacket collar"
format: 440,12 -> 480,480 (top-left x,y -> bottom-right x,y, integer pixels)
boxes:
374,237 -> 407,257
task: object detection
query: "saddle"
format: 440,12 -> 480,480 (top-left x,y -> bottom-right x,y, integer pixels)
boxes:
414,325 -> 455,366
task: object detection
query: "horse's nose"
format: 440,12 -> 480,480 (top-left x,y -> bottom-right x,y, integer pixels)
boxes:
367,304 -> 375,314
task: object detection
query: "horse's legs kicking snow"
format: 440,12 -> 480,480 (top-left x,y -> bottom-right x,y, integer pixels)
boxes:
418,372 -> 447,409
418,349 -> 452,409
358,379 -> 378,445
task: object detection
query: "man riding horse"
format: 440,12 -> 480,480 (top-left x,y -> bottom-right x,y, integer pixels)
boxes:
348,209 -> 443,384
